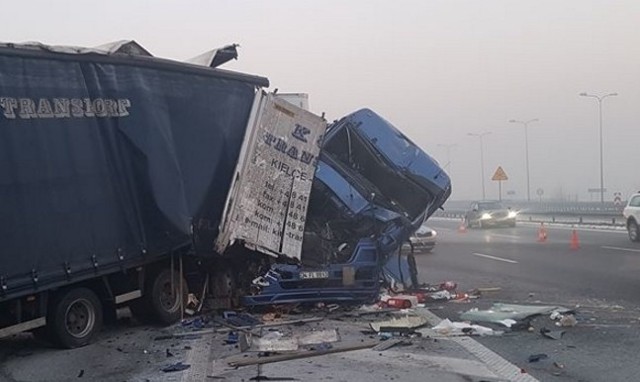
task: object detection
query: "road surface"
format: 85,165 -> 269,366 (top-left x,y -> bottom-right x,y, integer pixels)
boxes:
420,218 -> 640,382
1,218 -> 638,381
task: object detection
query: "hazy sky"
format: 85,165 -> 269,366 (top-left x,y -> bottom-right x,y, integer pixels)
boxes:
3,0 -> 640,201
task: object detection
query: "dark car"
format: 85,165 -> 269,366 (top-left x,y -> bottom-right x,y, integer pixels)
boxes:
465,201 -> 517,228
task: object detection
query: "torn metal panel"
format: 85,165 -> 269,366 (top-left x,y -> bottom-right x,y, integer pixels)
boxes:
93,40 -> 153,56
217,93 -> 327,261
187,44 -> 239,68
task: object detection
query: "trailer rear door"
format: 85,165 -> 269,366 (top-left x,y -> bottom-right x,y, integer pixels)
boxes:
216,92 -> 327,261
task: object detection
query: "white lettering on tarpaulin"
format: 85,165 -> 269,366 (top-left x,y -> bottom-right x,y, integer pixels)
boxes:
0,97 -> 132,120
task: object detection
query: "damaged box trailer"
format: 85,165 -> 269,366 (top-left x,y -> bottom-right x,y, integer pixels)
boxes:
0,41 -> 451,347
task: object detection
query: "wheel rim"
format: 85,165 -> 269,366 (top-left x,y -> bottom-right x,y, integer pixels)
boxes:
159,281 -> 180,312
630,224 -> 638,241
65,299 -> 95,338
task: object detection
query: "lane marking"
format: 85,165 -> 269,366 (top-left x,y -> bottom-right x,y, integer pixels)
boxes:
488,233 -> 521,240
472,252 -> 518,264
416,308 -> 539,382
601,245 -> 640,253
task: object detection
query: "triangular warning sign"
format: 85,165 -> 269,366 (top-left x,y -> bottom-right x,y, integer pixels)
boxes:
492,166 -> 509,181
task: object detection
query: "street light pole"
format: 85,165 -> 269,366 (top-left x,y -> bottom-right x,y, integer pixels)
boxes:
579,92 -> 618,204
468,132 -> 491,200
509,118 -> 538,202
437,143 -> 457,172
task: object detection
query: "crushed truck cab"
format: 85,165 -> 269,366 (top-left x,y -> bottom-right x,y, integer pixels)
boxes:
241,109 -> 451,305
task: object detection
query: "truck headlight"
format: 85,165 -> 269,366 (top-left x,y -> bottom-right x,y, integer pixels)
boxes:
481,213 -> 492,220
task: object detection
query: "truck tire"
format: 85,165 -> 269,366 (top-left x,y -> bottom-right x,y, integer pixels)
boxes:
131,269 -> 187,325
48,288 -> 103,348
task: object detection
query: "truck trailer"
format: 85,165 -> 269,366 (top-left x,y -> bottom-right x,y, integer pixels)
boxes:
0,41 -> 451,348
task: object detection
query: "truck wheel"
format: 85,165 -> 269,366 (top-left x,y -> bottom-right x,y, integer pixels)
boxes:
132,269 -> 187,325
629,220 -> 640,242
49,288 -> 103,348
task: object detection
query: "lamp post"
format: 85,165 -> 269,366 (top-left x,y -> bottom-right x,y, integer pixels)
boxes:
468,132 -> 491,200
437,143 -> 457,172
579,92 -> 618,204
509,118 -> 538,202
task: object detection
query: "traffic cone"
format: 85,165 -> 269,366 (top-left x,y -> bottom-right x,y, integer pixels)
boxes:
458,218 -> 467,233
570,230 -> 580,250
537,223 -> 548,243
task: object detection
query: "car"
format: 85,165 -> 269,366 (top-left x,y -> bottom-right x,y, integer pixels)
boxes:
403,225 -> 437,253
622,192 -> 640,242
465,200 -> 517,228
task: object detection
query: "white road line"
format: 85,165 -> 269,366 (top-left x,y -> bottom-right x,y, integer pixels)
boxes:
472,252 -> 518,264
489,233 -> 521,240
416,308 -> 540,382
602,245 -> 640,253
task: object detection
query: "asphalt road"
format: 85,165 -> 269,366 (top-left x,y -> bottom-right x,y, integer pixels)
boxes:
3,219 -> 640,382
419,218 -> 640,382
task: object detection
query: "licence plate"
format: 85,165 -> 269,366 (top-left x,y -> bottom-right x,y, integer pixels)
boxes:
300,271 -> 330,279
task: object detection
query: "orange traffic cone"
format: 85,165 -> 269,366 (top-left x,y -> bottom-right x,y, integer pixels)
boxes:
570,229 -> 580,250
537,223 -> 548,243
458,218 -> 467,233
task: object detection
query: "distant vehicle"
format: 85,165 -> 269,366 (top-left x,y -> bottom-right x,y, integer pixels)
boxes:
622,193 -> 640,242
403,225 -> 437,253
465,201 -> 517,228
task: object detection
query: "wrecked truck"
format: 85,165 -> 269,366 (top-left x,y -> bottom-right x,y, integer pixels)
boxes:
227,109 -> 452,305
0,40 -> 450,348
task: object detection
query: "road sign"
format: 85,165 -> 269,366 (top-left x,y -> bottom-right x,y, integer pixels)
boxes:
614,192 -> 623,206
491,166 -> 508,181
536,188 -> 544,196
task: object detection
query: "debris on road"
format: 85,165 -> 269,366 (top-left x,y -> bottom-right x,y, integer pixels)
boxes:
528,353 -> 548,363
540,327 -> 565,340
251,331 -> 299,352
245,329 -> 340,352
430,319 -> 502,337
162,362 -> 191,372
460,304 -> 573,327
557,314 -> 578,327
369,315 -> 429,333
371,338 -> 411,351
227,341 -> 379,367
225,332 -> 239,345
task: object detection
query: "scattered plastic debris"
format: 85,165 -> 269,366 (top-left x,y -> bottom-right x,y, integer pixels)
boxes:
431,319 -> 502,337
540,327 -> 565,340
369,315 -> 429,333
162,362 -> 191,372
528,353 -> 548,363
461,304 -> 573,326
251,331 -> 299,352
557,314 -> 578,327
225,332 -> 239,345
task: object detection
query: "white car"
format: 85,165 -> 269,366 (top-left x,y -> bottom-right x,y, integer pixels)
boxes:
623,193 -> 640,242
402,225 -> 437,253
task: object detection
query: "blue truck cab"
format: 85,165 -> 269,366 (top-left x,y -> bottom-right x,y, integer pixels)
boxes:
242,109 -> 451,305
